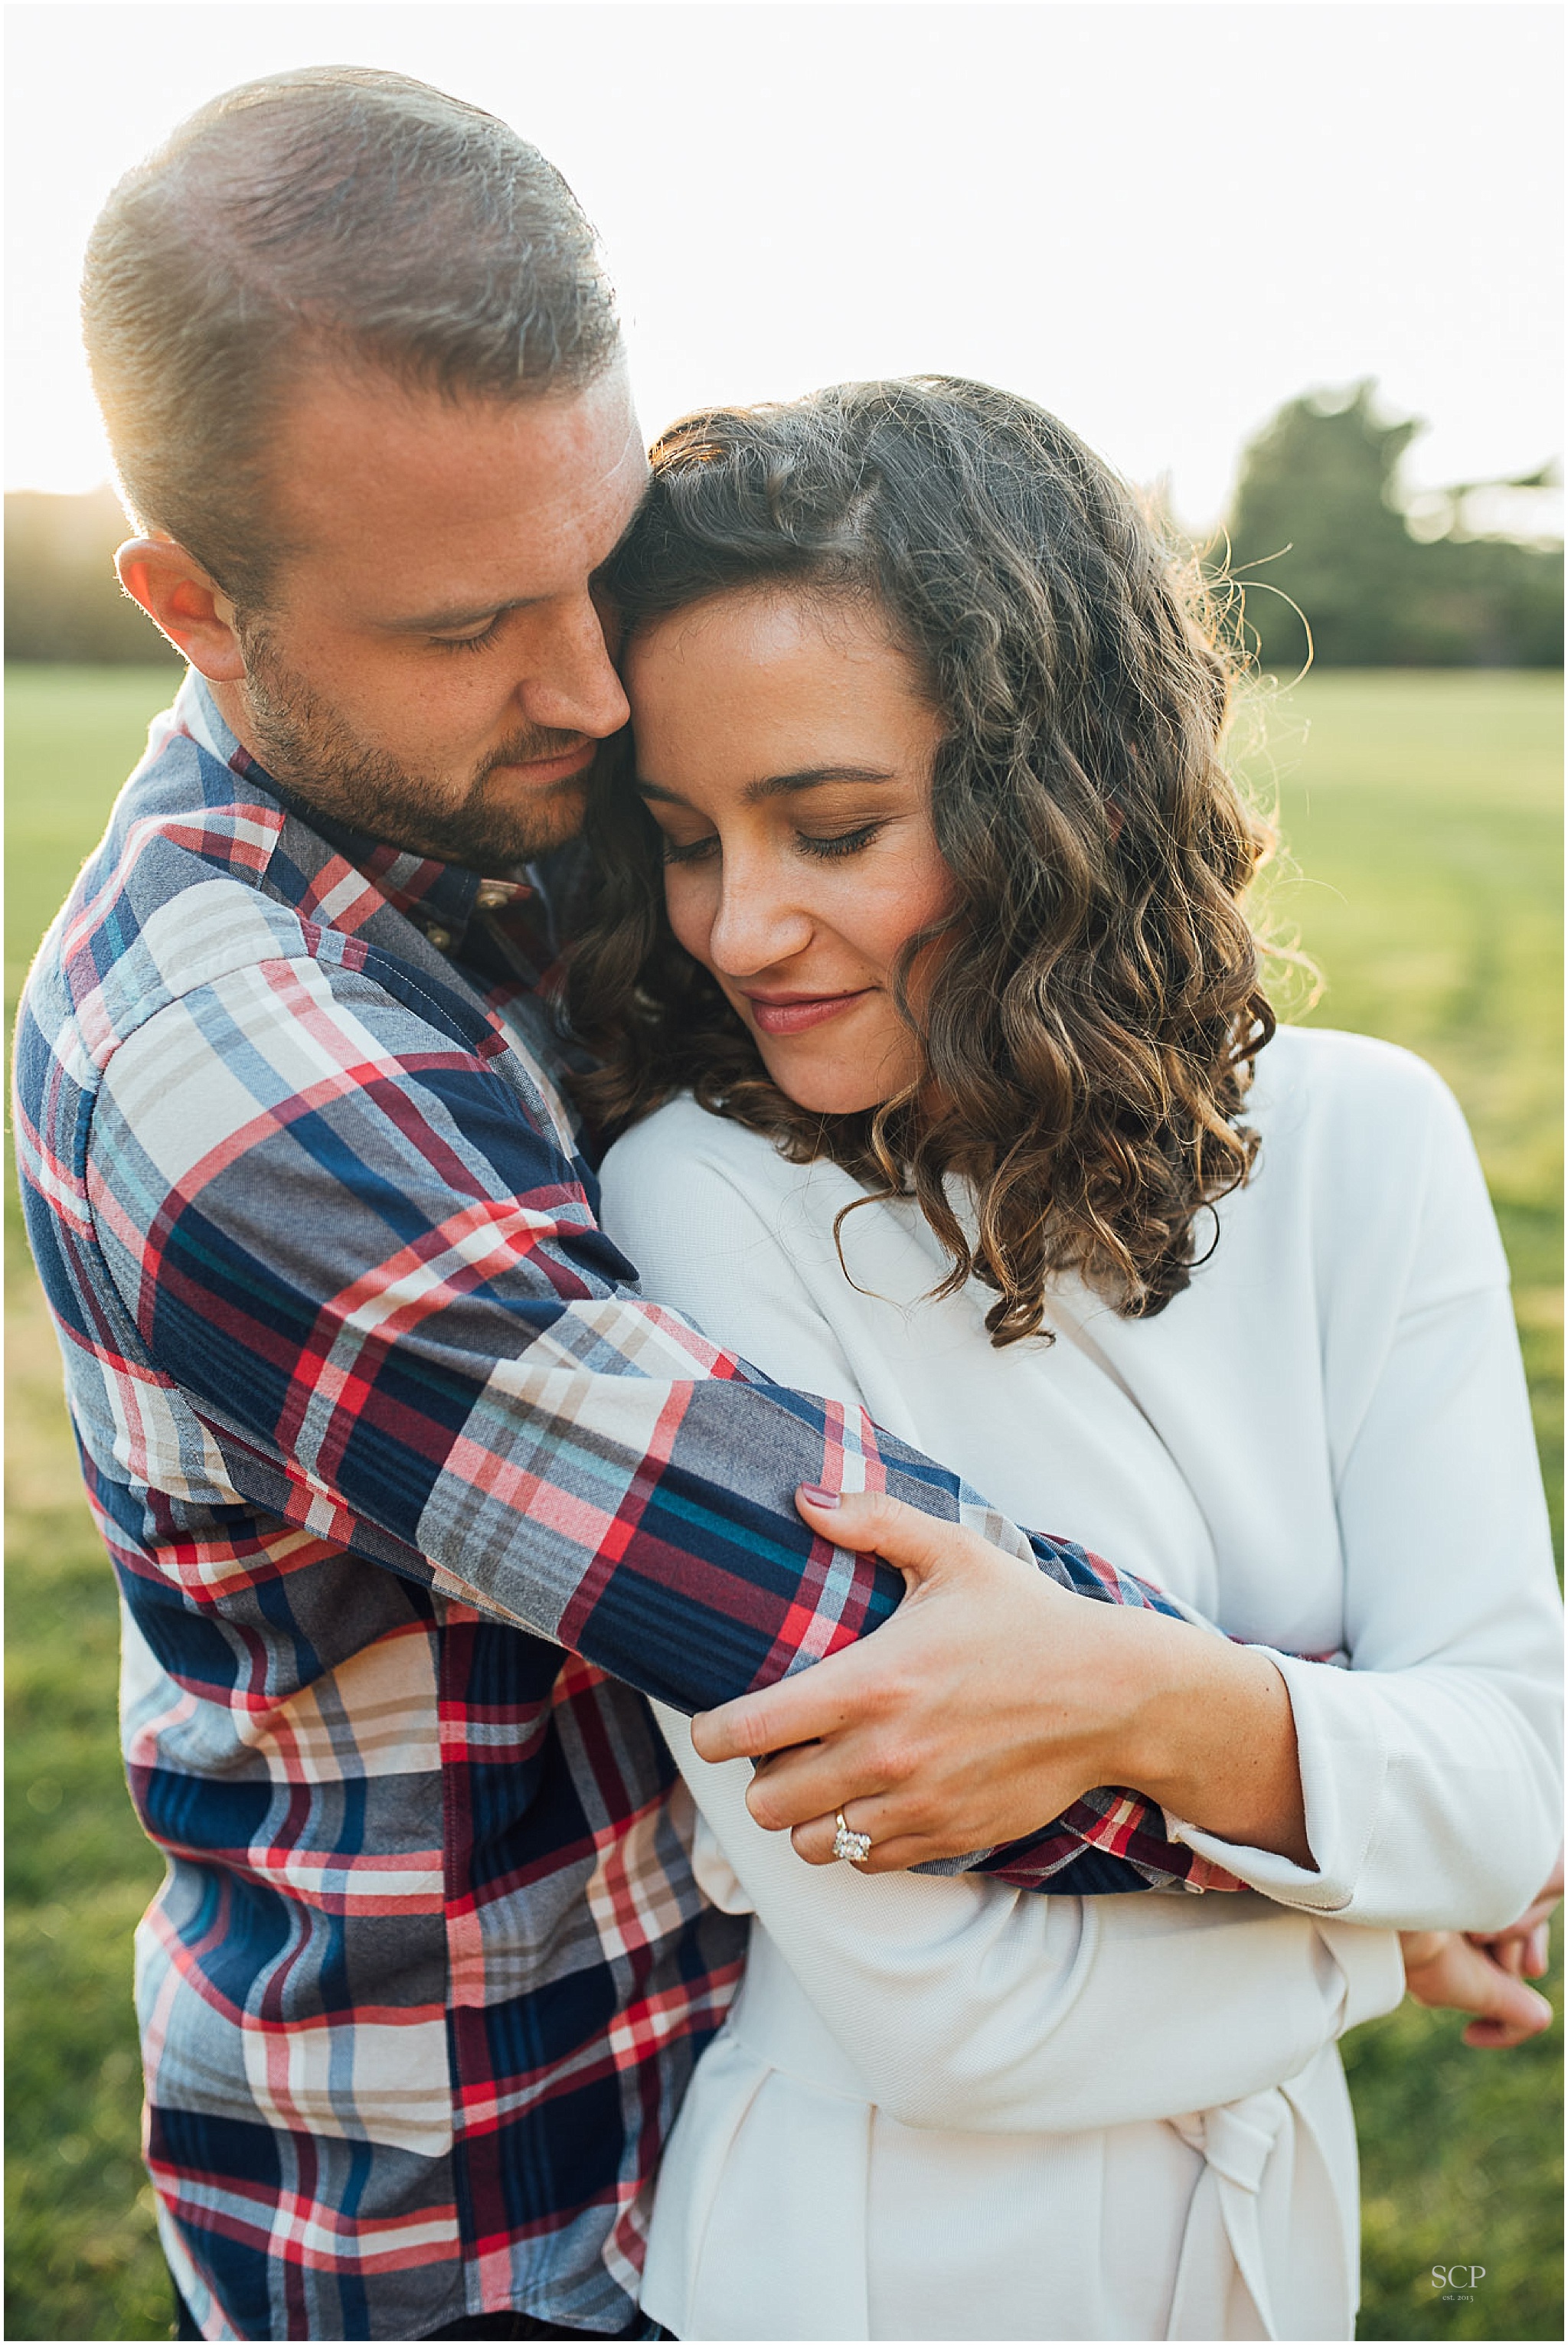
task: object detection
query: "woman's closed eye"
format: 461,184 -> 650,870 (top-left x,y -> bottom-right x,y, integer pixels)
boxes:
659,831 -> 720,867
660,821 -> 888,867
797,821 -> 886,861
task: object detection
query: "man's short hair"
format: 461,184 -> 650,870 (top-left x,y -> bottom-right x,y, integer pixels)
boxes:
83,66 -> 621,605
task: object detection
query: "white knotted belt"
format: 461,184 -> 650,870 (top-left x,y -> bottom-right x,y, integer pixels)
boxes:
1165,2087 -> 1289,2340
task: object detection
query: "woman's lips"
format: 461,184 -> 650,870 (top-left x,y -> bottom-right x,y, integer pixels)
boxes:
741,989 -> 874,1036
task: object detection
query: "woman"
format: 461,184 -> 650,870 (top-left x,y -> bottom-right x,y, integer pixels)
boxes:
567,380 -> 1561,2340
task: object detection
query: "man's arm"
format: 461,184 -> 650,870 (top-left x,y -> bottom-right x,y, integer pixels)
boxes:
80,955 -> 964,1697
70,950 -> 1223,1895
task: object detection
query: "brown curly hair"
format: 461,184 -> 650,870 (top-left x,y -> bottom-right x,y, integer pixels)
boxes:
568,376 -> 1276,1345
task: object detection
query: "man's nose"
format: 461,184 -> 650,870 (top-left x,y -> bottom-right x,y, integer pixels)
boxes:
707,859 -> 814,975
514,594 -> 630,740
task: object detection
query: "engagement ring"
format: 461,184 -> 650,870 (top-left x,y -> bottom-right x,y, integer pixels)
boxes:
832,1810 -> 873,1863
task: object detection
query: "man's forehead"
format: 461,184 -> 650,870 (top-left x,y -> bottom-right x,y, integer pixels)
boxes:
270,356 -> 647,592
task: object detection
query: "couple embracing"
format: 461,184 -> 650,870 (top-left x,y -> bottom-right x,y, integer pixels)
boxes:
15,65 -> 1560,2345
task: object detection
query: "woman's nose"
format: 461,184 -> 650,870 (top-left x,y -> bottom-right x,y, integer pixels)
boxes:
707,860 -> 815,976
515,596 -> 631,740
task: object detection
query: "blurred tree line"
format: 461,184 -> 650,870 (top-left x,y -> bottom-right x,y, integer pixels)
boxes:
1221,380 -> 1562,672
5,487 -> 179,667
5,384 -> 1561,668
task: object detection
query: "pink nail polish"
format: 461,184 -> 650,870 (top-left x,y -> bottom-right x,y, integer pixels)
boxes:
798,1484 -> 841,1510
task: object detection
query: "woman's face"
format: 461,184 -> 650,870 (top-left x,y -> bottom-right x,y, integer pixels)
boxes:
623,588 -> 953,1115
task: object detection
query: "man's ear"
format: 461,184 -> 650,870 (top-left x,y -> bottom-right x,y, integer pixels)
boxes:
115,537 -> 247,681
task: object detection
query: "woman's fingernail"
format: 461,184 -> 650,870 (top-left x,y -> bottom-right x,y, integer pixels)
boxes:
798,1484 -> 841,1510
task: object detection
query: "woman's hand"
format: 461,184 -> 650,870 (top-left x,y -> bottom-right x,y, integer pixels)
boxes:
690,1485 -> 1312,1871
1399,1928 -> 1554,2048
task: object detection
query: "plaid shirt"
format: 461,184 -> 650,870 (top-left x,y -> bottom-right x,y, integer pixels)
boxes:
15,674 -> 1237,2342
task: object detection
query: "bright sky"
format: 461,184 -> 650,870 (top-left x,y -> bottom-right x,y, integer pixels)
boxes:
5,1 -> 1562,529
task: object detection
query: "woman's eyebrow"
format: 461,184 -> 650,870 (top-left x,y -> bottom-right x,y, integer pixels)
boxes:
744,765 -> 897,802
633,765 -> 897,809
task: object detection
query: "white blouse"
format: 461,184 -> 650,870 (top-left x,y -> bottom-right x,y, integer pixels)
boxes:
598,1026 -> 1561,2341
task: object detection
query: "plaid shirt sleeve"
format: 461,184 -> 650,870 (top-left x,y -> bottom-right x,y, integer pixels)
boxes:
69,883 -> 1236,1893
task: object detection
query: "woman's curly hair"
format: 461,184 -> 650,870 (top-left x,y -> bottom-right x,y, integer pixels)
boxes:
567,376 -> 1276,1346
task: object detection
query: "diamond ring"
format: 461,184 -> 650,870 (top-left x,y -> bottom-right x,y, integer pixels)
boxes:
832,1809 -> 873,1864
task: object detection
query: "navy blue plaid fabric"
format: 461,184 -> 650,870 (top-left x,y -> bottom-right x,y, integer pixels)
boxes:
15,674 -> 1238,2340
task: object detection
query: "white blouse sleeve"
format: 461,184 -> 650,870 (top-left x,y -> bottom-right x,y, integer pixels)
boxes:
654,1704 -> 1394,2134
1164,1054 -> 1563,1931
600,1114 -> 1402,2134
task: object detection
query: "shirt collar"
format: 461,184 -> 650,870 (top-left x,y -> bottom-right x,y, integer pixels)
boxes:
178,670 -> 531,950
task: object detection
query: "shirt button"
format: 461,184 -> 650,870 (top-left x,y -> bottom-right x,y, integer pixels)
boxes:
476,882 -> 528,910
425,926 -> 452,952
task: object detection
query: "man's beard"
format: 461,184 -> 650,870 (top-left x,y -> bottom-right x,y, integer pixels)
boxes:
237,623 -> 594,871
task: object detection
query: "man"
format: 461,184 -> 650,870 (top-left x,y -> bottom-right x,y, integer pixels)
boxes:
15,64 -> 1541,2345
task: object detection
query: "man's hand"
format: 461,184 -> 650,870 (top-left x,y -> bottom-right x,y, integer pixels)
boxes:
1400,1929 -> 1555,2048
690,1485 -> 1311,1872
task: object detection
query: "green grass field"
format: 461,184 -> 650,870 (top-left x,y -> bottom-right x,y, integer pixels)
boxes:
5,664 -> 1563,2341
